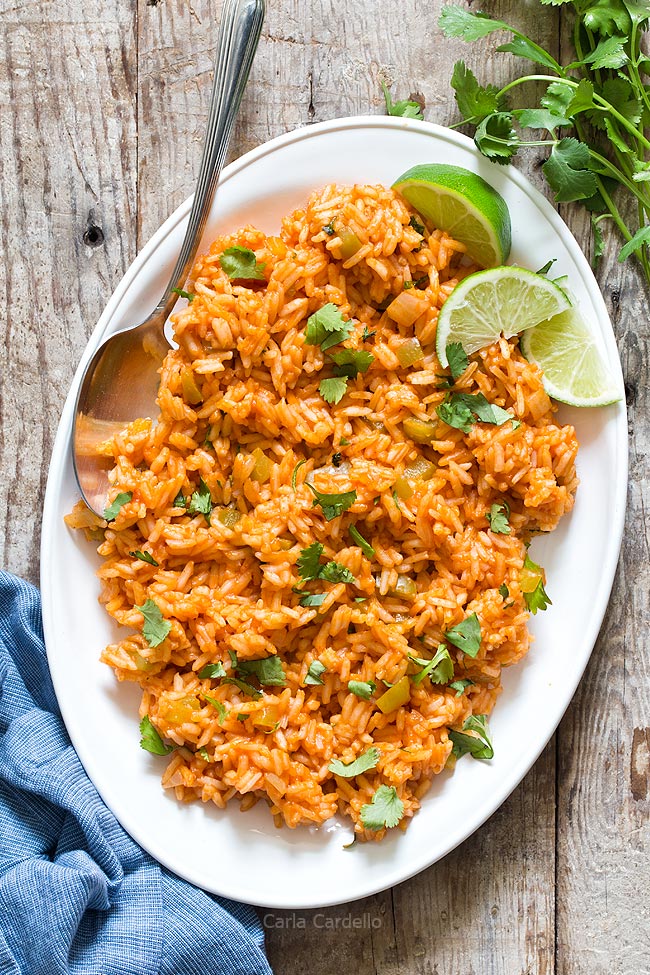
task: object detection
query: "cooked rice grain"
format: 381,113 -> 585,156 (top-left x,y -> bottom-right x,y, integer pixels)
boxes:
67,183 -> 578,840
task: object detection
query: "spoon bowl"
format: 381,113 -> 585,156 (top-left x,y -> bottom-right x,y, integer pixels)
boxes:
72,0 -> 265,516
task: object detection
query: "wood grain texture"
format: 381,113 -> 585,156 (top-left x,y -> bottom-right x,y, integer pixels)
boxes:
0,0 -> 137,582
1,0 -> 648,972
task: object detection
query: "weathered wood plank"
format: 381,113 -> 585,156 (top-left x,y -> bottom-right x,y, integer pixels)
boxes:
2,0 -> 647,972
0,1 -> 137,584
552,11 -> 650,971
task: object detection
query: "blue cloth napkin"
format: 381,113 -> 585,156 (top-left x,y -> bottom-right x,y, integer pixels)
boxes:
0,572 -> 273,975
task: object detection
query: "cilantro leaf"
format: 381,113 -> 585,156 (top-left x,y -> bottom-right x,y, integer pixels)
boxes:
238,656 -> 287,686
536,259 -> 557,275
348,680 -> 376,700
297,542 -> 355,585
522,554 -> 552,614
139,715 -> 173,755
409,215 -> 426,236
542,139 -> 598,203
582,34 -> 629,70
305,303 -> 353,350
451,61 -> 505,123
600,79 -> 642,128
449,678 -> 474,697
449,714 -> 494,760
173,490 -> 188,508
320,561 -> 356,584
514,108 -> 570,133
498,582 -> 510,599
487,502 -> 511,534
299,592 -> 328,608
198,662 -> 227,680
564,79 -> 596,118
409,644 -> 454,686
360,785 -> 405,831
445,612 -> 481,658
188,477 -> 213,524
204,695 -> 228,721
497,36 -> 561,72
439,6 -> 508,41
362,326 -> 376,341
222,676 -> 262,699
198,747 -> 210,760
437,392 -> 515,432
297,542 -> 324,581
437,397 -> 474,433
219,245 -> 266,281
319,376 -> 348,404
307,484 -> 357,521
329,746 -> 380,778
130,550 -> 159,566
136,599 -> 171,648
305,660 -> 327,685
541,81 -> 574,117
329,348 -> 375,377
583,0 -> 631,35
349,524 -> 375,560
381,82 -> 424,120
619,225 -> 650,262
171,287 -> 194,302
474,112 -> 519,164
446,341 -> 469,380
104,491 -> 132,522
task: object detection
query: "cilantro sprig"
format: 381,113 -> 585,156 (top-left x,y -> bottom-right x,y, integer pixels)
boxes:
298,544 -> 354,583
440,3 -> 650,285
449,714 -> 494,761
307,484 -> 357,521
437,392 -> 519,434
136,599 -> 171,648
360,785 -> 405,831
139,715 -> 173,755
219,246 -> 266,281
381,82 -> 424,120
329,746 -> 380,778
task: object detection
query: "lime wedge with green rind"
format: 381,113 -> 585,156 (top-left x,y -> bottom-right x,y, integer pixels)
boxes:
393,163 -> 511,268
520,304 -> 622,407
435,266 -> 572,367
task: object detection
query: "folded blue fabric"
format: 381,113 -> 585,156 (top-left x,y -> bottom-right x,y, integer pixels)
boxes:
0,572 -> 272,975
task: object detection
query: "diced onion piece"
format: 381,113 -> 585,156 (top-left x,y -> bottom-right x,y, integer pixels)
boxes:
386,291 -> 428,327
250,447 -> 271,482
217,505 -> 241,527
376,676 -> 410,714
396,338 -> 424,367
389,575 -> 417,599
394,476 -> 414,500
181,368 -> 202,405
336,225 -> 363,260
403,418 -> 437,443
404,456 -> 437,480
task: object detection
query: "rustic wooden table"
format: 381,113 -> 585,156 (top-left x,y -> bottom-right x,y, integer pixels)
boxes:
1,1 -> 647,972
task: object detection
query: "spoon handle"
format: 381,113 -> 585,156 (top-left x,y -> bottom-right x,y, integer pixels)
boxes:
154,0 -> 265,316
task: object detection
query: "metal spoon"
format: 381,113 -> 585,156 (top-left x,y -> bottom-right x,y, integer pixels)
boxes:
73,0 -> 265,516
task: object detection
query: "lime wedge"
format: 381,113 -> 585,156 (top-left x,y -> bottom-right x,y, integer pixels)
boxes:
393,163 -> 511,268
520,305 -> 622,407
436,266 -> 572,367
